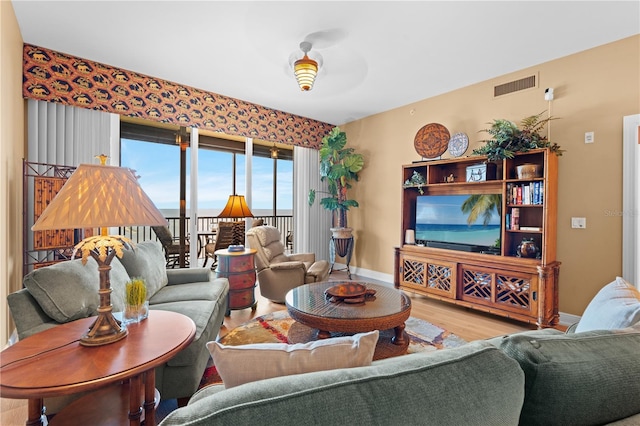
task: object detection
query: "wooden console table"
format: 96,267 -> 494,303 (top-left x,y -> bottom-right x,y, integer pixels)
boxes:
215,248 -> 258,315
0,310 -> 195,426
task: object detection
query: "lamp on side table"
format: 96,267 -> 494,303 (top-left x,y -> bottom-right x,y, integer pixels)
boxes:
31,155 -> 167,346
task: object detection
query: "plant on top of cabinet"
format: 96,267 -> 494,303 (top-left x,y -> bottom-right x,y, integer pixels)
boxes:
472,112 -> 563,161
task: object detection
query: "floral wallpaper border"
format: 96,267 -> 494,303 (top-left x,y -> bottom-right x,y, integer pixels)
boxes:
22,44 -> 332,148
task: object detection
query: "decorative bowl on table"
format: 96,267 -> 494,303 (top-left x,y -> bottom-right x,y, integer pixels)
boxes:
325,283 -> 376,304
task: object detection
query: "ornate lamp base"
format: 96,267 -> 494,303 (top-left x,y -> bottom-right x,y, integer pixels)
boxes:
80,310 -> 128,347
75,235 -> 133,346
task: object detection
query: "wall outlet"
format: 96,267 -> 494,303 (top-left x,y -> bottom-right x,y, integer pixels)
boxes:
571,217 -> 586,229
584,132 -> 595,144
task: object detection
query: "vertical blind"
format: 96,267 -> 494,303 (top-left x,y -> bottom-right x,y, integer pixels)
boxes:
293,146 -> 330,261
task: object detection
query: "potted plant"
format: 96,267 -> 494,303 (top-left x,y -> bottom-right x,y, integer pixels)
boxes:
308,126 -> 364,238
124,277 -> 148,323
472,112 -> 563,161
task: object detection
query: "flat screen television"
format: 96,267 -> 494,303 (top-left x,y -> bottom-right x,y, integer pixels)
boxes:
415,194 -> 501,252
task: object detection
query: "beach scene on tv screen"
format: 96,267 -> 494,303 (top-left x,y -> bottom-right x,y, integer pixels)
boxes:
416,194 -> 501,247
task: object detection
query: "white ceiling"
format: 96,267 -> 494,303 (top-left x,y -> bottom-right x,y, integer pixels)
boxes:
11,1 -> 640,125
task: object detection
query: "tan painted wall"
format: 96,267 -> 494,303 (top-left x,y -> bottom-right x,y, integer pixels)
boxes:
1,0 -> 26,345
344,35 -> 639,316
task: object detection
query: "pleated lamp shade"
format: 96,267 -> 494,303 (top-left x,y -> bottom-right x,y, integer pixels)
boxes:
32,163 -> 167,231
217,195 -> 254,219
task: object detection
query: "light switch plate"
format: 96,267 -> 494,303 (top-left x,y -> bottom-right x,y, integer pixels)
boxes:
571,217 -> 586,228
584,132 -> 595,144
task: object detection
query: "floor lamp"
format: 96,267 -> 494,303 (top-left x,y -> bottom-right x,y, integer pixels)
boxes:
32,157 -> 167,346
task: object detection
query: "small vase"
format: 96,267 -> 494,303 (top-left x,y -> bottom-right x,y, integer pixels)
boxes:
516,238 -> 540,259
123,301 -> 149,324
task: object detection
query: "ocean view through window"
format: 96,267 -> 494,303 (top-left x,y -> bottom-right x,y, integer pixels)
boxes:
120,138 -> 293,219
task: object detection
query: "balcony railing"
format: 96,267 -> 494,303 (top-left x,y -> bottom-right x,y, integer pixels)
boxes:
119,215 -> 293,253
23,215 -> 292,273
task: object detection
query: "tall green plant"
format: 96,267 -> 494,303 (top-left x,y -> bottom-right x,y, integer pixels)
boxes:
308,127 -> 364,228
473,112 -> 563,161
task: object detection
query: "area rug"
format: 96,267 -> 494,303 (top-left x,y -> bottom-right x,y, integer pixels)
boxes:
198,310 -> 467,389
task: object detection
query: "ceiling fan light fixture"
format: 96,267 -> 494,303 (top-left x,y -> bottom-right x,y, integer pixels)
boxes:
294,41 -> 318,91
294,55 -> 318,91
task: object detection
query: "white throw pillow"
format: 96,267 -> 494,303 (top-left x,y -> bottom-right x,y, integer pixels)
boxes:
575,277 -> 640,333
207,330 -> 379,388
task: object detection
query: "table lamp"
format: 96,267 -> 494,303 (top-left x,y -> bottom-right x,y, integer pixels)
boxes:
217,194 -> 254,246
31,155 -> 167,346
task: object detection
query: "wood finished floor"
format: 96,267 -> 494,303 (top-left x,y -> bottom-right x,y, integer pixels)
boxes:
1,270 -> 537,425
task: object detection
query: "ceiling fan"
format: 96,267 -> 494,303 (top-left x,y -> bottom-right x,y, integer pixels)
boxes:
292,41 -> 321,91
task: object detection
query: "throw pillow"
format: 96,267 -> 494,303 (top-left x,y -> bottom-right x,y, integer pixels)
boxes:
207,330 -> 379,388
495,328 -> 640,425
575,276 -> 640,333
118,240 -> 168,298
23,256 -> 129,323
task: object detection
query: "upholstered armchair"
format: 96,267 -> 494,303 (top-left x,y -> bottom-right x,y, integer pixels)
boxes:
246,225 -> 330,303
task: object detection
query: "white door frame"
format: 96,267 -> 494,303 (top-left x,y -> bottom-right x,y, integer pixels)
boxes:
622,114 -> 640,288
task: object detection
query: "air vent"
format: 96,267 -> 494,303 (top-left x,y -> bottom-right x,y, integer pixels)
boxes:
494,75 -> 536,97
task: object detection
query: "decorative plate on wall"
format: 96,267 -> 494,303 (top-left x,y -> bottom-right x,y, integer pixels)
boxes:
448,132 -> 469,157
414,123 -> 450,158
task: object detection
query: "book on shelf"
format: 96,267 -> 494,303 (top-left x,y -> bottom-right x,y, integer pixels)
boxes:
520,226 -> 542,231
507,182 -> 544,206
533,181 -> 540,205
511,208 -> 520,230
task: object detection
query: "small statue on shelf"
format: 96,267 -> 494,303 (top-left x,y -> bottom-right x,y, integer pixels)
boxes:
446,173 -> 455,183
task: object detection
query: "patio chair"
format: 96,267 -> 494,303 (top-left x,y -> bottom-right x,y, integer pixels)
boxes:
203,221 -> 241,269
286,230 -> 293,251
151,226 -> 190,268
246,225 -> 329,303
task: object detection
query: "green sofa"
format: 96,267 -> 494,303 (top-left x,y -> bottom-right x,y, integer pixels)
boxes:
7,240 -> 229,402
160,276 -> 640,425
159,326 -> 640,426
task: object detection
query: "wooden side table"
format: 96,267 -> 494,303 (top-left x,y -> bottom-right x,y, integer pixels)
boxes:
215,248 -> 258,315
0,310 -> 195,426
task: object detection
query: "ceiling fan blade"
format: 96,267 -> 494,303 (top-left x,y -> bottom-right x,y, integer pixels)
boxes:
304,29 -> 348,49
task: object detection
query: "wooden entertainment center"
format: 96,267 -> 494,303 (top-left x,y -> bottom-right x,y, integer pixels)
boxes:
394,148 -> 560,327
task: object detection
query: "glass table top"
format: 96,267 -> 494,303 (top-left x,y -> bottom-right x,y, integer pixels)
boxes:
285,281 -> 411,320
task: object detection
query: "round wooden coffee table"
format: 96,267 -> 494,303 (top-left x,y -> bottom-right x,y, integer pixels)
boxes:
0,310 -> 195,426
285,281 -> 412,359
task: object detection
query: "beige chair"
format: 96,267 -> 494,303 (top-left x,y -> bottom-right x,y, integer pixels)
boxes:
246,225 -> 330,303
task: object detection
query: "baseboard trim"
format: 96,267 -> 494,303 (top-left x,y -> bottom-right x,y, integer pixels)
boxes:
330,263 -> 394,287
332,263 -> 582,327
559,312 -> 581,328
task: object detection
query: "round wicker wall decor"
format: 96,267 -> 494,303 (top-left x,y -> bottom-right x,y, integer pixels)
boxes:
414,123 -> 450,158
